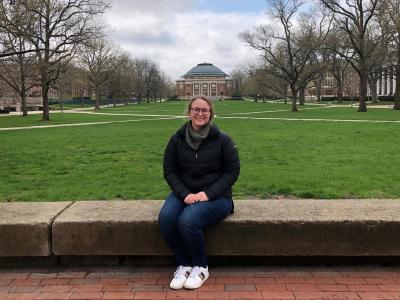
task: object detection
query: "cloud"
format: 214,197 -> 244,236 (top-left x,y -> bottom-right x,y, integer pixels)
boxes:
105,0 -> 265,80
112,30 -> 175,46
109,0 -> 197,16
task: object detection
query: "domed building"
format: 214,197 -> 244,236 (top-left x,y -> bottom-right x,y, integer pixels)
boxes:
176,63 -> 233,100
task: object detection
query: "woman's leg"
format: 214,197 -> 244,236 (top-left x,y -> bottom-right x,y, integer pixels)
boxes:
177,197 -> 233,267
158,193 -> 192,266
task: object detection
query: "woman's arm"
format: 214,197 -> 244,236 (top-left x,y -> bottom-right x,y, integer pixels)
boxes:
163,135 -> 191,201
203,134 -> 240,200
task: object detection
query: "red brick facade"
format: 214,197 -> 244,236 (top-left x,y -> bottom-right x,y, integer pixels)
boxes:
176,63 -> 233,100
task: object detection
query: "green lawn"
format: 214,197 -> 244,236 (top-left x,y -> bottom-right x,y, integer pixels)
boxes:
1,101 -> 399,201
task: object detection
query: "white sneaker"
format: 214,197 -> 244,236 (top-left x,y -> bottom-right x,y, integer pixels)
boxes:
169,265 -> 192,289
184,266 -> 209,289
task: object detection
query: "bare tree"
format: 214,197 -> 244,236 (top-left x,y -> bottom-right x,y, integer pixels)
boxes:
144,61 -> 160,103
230,68 -> 247,97
323,30 -> 352,102
0,1 -> 40,59
2,0 -> 110,120
367,31 -> 389,103
79,37 -> 114,109
106,52 -> 134,107
0,33 -> 37,116
240,0 -> 329,111
320,0 -> 381,112
131,58 -> 147,104
156,72 -> 173,102
248,64 -> 289,101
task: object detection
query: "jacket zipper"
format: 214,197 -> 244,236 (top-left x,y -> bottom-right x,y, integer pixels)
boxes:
195,152 -> 198,159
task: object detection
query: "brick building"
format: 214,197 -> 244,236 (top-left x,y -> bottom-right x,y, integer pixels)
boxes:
305,69 -> 360,101
176,63 -> 233,100
0,64 -> 89,111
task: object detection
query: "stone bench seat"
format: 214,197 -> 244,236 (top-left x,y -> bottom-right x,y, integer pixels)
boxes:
1,200 -> 400,258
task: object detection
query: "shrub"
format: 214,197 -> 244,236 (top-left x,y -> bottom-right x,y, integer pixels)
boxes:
320,96 -> 361,102
166,95 -> 180,101
377,95 -> 395,102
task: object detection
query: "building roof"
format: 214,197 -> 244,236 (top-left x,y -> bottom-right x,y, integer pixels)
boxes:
182,63 -> 228,78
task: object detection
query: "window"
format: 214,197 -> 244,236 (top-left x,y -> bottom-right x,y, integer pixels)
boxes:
202,83 -> 208,96
211,83 -> 216,96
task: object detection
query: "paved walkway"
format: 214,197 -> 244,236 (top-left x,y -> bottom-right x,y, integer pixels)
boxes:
1,265 -> 400,299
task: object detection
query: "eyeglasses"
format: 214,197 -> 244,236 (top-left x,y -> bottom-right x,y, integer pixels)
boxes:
190,107 -> 210,115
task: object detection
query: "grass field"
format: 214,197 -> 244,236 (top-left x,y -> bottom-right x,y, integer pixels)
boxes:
1,100 -> 400,202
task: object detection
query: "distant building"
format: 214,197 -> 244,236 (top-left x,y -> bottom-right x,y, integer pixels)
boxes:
305,69 -> 360,101
305,66 -> 398,101
0,64 -> 90,111
176,63 -> 233,100
372,66 -> 396,97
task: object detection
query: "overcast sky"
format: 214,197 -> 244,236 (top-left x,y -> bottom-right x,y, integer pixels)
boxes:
104,0 -> 268,80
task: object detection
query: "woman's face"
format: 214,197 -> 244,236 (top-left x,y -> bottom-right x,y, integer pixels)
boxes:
189,98 -> 211,131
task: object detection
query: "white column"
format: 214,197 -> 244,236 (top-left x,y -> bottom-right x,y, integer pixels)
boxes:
389,67 -> 394,95
394,72 -> 397,94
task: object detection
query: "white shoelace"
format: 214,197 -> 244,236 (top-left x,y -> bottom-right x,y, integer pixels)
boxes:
188,266 -> 205,279
174,266 -> 190,279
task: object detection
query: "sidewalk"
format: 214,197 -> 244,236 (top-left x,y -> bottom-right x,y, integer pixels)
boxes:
1,265 -> 400,299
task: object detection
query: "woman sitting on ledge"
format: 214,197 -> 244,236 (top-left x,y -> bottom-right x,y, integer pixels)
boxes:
158,96 -> 240,290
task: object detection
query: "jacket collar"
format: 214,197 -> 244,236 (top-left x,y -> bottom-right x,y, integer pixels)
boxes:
177,121 -> 220,138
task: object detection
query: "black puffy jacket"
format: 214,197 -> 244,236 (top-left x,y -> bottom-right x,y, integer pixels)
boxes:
163,122 -> 240,202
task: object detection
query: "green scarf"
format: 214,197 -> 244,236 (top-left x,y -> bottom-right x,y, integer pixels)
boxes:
185,121 -> 212,150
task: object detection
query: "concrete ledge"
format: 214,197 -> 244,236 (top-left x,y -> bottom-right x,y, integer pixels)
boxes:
52,201 -> 168,255
52,199 -> 400,257
0,202 -> 72,256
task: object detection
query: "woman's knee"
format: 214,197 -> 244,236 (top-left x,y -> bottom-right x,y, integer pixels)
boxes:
158,193 -> 183,226
177,209 -> 199,232
158,207 -> 176,228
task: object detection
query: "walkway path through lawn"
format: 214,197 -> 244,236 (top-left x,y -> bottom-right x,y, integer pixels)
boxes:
1,105 -> 399,131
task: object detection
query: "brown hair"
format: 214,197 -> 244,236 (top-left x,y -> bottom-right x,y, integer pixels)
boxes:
186,96 -> 215,121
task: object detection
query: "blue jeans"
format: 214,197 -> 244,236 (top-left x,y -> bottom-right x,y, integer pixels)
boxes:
158,193 -> 233,267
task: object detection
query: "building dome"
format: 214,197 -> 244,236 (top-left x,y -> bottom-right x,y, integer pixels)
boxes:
182,63 -> 228,78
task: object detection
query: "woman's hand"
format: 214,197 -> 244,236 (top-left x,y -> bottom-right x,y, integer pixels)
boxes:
196,191 -> 209,201
184,194 -> 197,204
184,192 -> 209,204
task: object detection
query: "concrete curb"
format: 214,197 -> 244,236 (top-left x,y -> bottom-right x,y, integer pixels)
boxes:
1,199 -> 400,260
0,202 -> 72,256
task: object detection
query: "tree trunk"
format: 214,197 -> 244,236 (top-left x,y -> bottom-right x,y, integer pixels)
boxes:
394,59 -> 400,110
42,43 -> 51,121
19,55 -> 28,117
146,90 -> 150,103
299,86 -> 305,106
369,77 -> 378,103
60,91 -> 64,113
337,80 -> 343,103
21,85 -> 28,117
316,78 -> 322,102
358,70 -> 368,112
291,86 -> 297,111
95,87 -> 101,110
41,82 -> 50,121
